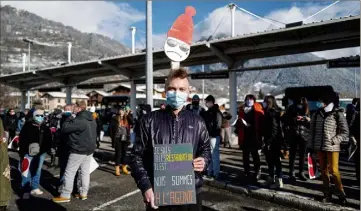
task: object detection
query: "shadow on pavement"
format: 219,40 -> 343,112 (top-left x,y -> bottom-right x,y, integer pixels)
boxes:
16,197 -> 66,211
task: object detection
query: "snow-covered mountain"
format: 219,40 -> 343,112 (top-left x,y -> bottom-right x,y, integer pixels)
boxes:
0,5 -> 359,99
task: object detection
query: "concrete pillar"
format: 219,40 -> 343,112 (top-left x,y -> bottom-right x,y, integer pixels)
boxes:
130,80 -> 137,118
66,86 -> 72,105
21,91 -> 26,112
229,3 -> 237,123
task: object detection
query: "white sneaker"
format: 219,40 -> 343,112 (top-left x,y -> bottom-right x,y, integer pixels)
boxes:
30,189 -> 43,196
278,178 -> 284,188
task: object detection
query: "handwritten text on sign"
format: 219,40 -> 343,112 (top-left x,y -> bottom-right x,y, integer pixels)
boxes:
153,144 -> 196,206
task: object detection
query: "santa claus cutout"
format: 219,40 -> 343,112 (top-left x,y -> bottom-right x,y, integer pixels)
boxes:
164,6 -> 196,68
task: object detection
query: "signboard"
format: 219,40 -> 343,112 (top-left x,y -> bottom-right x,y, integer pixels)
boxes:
327,58 -> 360,68
153,143 -> 196,206
191,72 -> 229,79
134,78 -> 166,84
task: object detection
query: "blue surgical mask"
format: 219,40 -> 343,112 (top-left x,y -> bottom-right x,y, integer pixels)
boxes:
262,102 -> 267,108
166,91 -> 188,109
316,102 -> 323,109
34,116 -> 44,124
297,105 -> 303,109
288,99 -> 294,105
245,100 -> 254,107
64,111 -> 72,117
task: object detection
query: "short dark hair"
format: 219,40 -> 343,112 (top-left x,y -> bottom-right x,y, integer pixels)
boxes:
205,95 -> 215,103
245,94 -> 256,101
166,68 -> 189,87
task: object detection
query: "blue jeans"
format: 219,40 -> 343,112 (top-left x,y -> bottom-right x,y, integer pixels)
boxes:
21,153 -> 46,191
207,136 -> 220,177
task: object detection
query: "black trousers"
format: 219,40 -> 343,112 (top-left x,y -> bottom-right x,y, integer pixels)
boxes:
146,193 -> 202,211
289,136 -> 306,175
243,149 -> 261,175
114,140 -> 129,166
7,129 -> 15,144
355,147 -> 360,183
265,148 -> 282,178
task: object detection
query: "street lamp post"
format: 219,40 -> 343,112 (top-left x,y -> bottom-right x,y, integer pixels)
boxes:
23,38 -> 34,109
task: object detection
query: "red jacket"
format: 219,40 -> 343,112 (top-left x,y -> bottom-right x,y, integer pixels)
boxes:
237,103 -> 264,149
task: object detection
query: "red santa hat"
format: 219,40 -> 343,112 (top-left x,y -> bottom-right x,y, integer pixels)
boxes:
167,6 -> 196,46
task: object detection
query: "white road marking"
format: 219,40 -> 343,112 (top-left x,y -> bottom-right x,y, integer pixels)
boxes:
92,189 -> 141,210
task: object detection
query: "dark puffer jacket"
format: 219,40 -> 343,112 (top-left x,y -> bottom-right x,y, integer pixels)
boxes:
61,110 -> 97,155
130,106 -> 211,194
282,105 -> 310,141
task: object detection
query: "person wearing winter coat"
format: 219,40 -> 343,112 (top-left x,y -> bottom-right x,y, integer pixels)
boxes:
220,105 -> 232,148
53,101 -> 97,203
236,94 -> 264,181
283,97 -> 310,181
262,95 -> 284,189
349,102 -> 360,183
111,109 -> 131,176
19,107 -> 53,196
307,92 -> 349,204
204,95 -> 223,180
0,119 -> 11,211
4,109 -> 17,144
130,68 -> 211,210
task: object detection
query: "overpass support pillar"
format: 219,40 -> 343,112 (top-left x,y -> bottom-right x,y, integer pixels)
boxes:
66,86 -> 72,105
229,70 -> 237,124
130,80 -> 137,118
21,91 -> 26,112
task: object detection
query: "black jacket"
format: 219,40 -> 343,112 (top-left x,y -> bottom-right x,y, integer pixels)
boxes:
61,110 -> 96,155
130,106 -> 211,194
282,105 -> 310,140
263,108 -> 283,149
19,121 -> 53,158
203,104 -> 223,137
4,114 -> 17,131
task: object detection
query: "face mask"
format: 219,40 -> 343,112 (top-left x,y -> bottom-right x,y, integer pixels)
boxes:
288,99 -> 293,105
316,102 -> 323,109
324,103 -> 334,113
262,102 -> 267,108
245,100 -> 254,107
297,105 -> 303,109
192,101 -> 199,107
34,116 -> 44,124
64,111 -> 72,117
205,102 -> 213,108
166,91 -> 188,109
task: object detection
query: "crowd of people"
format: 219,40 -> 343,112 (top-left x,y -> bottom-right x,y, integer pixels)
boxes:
0,68 -> 359,211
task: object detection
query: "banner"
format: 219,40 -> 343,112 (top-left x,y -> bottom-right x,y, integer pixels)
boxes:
307,153 -> 318,180
153,144 -> 196,206
21,157 -> 33,178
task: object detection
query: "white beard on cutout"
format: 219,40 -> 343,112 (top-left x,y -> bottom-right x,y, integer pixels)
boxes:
164,37 -> 190,62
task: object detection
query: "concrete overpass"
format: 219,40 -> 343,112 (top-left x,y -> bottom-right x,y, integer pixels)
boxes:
0,15 -> 359,119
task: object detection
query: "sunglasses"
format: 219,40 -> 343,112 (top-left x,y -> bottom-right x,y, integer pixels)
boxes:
166,39 -> 190,53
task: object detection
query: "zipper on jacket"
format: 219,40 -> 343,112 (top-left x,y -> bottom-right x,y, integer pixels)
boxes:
320,115 -> 325,151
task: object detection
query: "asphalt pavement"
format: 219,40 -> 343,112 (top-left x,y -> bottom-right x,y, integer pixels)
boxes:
5,138 -> 300,211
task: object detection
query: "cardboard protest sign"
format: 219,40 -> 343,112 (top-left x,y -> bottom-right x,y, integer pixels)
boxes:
153,143 -> 196,206
164,6 -> 196,67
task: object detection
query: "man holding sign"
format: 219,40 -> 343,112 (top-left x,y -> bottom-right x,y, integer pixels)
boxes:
130,68 -> 211,211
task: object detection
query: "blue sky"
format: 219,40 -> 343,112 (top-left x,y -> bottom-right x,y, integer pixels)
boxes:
3,1 -> 360,58
127,1 -> 297,34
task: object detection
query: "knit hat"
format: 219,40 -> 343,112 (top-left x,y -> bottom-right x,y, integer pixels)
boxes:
192,94 -> 200,101
167,6 -> 196,46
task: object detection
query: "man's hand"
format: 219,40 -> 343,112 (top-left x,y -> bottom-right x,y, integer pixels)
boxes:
143,188 -> 158,209
193,157 -> 205,172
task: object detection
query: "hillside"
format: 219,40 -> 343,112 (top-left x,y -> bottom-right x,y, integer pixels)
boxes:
0,5 -> 359,99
